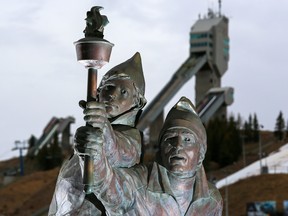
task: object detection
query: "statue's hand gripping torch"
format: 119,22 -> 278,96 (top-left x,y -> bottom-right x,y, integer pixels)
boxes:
74,6 -> 113,194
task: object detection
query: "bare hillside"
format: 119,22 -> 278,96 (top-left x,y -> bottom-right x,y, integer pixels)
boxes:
0,167 -> 59,216
0,131 -> 287,215
219,174 -> 288,215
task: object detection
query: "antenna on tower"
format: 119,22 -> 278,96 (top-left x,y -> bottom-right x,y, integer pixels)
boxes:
218,0 -> 222,16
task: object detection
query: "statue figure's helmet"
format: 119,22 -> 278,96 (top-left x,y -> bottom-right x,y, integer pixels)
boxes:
100,52 -> 145,96
99,52 -> 146,109
159,97 -> 207,162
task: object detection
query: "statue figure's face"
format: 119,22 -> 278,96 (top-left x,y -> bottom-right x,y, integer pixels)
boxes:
98,79 -> 137,118
161,128 -> 200,174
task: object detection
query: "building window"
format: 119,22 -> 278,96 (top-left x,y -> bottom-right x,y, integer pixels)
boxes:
190,33 -> 208,40
223,47 -> 229,56
190,42 -> 208,47
223,38 -> 229,46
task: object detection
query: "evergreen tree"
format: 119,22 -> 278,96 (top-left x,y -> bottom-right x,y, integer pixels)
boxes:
49,133 -> 63,169
219,115 -> 242,166
243,114 -> 253,142
248,114 -> 253,141
286,120 -> 288,139
243,121 -> 249,142
205,114 -> 242,168
28,135 -> 37,148
36,145 -> 49,170
248,114 -> 253,128
274,111 -> 285,140
205,118 -> 224,166
236,113 -> 243,130
252,113 -> 259,142
36,132 -> 63,170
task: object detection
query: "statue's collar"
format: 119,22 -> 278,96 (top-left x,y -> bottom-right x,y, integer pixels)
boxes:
147,162 -> 210,201
109,110 -> 138,127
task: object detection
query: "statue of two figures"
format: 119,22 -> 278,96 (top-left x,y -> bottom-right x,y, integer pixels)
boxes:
48,6 -> 223,216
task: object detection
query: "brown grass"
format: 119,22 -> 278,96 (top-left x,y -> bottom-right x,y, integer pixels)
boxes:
0,167 -> 59,216
219,174 -> 288,215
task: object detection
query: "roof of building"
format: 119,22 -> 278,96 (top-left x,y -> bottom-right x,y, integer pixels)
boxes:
191,16 -> 224,33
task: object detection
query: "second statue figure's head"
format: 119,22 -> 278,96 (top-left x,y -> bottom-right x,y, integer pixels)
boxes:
98,52 -> 147,126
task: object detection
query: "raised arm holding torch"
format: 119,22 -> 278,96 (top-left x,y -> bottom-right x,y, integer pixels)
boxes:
74,6 -> 113,194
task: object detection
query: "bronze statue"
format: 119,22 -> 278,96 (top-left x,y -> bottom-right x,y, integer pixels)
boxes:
48,52 -> 147,215
49,5 -> 223,214
68,97 -> 223,215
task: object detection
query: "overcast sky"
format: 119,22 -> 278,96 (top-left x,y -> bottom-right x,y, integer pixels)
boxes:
1,0 -> 287,160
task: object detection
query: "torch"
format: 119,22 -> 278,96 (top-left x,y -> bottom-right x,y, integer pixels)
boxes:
74,6 -> 114,194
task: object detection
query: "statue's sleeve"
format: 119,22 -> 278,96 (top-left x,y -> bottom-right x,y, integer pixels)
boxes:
104,125 -> 142,168
92,150 -> 145,214
48,154 -> 86,216
49,154 -> 103,215
208,183 -> 224,216
214,194 -> 223,216
211,198 -> 223,216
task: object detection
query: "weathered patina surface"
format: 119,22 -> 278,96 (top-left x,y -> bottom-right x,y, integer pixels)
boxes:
48,52 -> 147,216
64,97 -> 223,215
49,5 -> 223,216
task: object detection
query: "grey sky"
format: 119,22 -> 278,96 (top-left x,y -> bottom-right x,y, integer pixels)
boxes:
1,0 -> 287,160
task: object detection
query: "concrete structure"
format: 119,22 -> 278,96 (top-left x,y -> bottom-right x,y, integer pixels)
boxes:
190,9 -> 230,120
27,116 -> 75,157
137,8 -> 232,157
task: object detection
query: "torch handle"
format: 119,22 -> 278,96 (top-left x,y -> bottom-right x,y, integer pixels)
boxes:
83,68 -> 98,194
86,68 -> 98,102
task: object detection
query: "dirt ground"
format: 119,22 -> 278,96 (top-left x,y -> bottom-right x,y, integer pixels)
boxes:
219,174 -> 288,215
0,166 -> 59,216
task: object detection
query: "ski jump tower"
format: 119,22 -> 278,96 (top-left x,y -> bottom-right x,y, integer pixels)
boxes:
191,8 -> 230,120
137,6 -> 233,151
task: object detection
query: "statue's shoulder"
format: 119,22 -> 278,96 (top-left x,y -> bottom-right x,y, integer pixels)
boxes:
112,124 -> 133,131
118,164 -> 149,184
112,124 -> 140,135
207,181 -> 223,206
130,164 -> 149,177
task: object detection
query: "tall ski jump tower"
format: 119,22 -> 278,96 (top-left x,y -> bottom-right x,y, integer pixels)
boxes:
190,7 -> 230,119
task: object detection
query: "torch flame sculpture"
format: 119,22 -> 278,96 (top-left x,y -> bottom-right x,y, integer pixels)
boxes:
74,6 -> 113,194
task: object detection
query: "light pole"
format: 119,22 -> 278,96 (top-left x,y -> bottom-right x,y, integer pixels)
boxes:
259,124 -> 264,174
223,169 -> 230,216
12,140 -> 28,176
